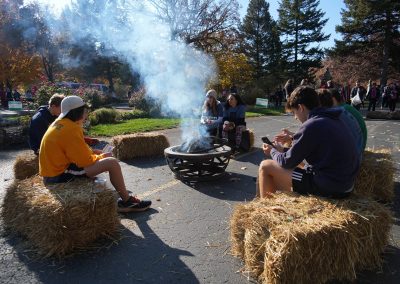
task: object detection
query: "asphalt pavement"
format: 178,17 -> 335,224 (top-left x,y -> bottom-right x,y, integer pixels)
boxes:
0,115 -> 399,284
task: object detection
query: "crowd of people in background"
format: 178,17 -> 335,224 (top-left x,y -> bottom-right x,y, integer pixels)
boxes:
0,84 -> 36,109
269,78 -> 399,113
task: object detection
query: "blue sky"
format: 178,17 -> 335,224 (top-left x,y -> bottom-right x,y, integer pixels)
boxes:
238,0 -> 346,48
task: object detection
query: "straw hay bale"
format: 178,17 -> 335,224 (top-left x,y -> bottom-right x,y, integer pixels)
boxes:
13,151 -> 39,180
230,202 -> 258,258
248,129 -> 255,148
230,193 -> 392,284
390,111 -> 400,120
112,133 -> 170,160
366,111 -> 389,119
367,111 -> 400,120
1,175 -> 120,258
354,148 -> 395,202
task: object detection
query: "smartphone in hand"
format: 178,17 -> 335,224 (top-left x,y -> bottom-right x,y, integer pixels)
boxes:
102,144 -> 115,154
261,136 -> 275,148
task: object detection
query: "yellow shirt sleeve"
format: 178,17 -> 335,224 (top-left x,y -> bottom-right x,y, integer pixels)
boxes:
64,125 -> 104,168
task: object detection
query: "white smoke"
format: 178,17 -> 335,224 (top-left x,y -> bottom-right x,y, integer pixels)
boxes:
24,0 -> 217,143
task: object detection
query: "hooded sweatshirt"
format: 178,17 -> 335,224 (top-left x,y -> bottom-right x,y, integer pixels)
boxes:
28,106 -> 57,153
271,107 -> 360,194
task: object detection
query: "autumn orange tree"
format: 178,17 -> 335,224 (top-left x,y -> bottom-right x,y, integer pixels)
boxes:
0,0 -> 42,89
214,51 -> 253,90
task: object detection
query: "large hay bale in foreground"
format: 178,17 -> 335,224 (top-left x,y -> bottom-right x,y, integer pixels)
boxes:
230,201 -> 258,258
2,175 -> 120,258
13,151 -> 39,180
112,133 -> 170,160
230,194 -> 392,284
354,148 -> 395,202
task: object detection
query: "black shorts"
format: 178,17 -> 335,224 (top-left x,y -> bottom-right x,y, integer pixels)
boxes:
43,164 -> 87,185
292,168 -> 352,199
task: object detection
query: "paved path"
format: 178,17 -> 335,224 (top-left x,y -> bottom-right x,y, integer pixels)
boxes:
0,116 -> 399,284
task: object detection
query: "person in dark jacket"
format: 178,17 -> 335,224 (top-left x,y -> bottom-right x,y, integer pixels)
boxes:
350,81 -> 366,111
28,93 -> 64,154
258,86 -> 360,199
366,81 -> 380,111
222,93 -> 246,149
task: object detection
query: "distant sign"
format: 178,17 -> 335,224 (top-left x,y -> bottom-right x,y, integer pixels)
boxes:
255,98 -> 269,108
8,101 -> 23,111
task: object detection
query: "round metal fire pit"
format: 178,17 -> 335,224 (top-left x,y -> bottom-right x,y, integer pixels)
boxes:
164,142 -> 232,182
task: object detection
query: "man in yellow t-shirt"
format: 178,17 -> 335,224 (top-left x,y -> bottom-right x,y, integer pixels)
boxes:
39,95 -> 151,213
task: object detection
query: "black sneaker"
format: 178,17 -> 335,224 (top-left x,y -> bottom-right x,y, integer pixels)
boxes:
117,196 -> 152,213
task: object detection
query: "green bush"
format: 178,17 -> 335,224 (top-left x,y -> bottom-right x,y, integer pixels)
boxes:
128,88 -> 150,111
118,109 -> 148,120
89,108 -> 119,126
36,83 -> 71,106
74,87 -> 109,109
242,86 -> 265,105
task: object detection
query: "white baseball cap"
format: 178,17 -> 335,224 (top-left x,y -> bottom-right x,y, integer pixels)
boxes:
58,96 -> 87,119
206,89 -> 217,99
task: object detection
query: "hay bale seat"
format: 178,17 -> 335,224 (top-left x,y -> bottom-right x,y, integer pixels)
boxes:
230,193 -> 392,284
13,151 -> 39,180
354,148 -> 395,203
366,110 -> 400,120
112,133 -> 170,161
248,129 -> 255,148
1,175 -> 120,258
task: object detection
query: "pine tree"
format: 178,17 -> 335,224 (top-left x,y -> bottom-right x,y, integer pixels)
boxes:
333,0 -> 400,86
240,0 -> 282,79
278,0 -> 329,82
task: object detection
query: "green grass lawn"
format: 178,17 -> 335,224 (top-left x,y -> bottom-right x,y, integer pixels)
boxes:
88,118 -> 180,136
88,107 -> 285,136
246,106 -> 286,117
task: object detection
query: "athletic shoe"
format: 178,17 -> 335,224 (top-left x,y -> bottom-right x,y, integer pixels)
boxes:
117,196 -> 152,213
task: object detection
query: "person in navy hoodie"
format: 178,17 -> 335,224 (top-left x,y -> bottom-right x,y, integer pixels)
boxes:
28,94 -> 64,154
258,86 -> 360,199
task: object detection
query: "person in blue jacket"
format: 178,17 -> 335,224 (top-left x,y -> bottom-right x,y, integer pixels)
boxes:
28,94 -> 64,154
259,86 -> 360,199
222,93 -> 246,149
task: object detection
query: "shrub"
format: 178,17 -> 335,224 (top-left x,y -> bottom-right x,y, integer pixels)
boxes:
36,83 -> 71,106
89,108 -> 119,126
74,87 -> 108,109
242,86 -> 265,105
118,109 -> 148,120
128,88 -> 150,111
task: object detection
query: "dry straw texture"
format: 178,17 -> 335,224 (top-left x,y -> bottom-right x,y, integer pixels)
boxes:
13,151 -> 39,180
2,175 -> 120,258
112,133 -> 170,160
230,193 -> 392,284
354,148 -> 395,202
248,129 -> 255,148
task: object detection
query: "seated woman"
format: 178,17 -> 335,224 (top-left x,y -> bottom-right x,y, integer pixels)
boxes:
222,93 -> 246,150
39,95 -> 151,213
200,89 -> 223,137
